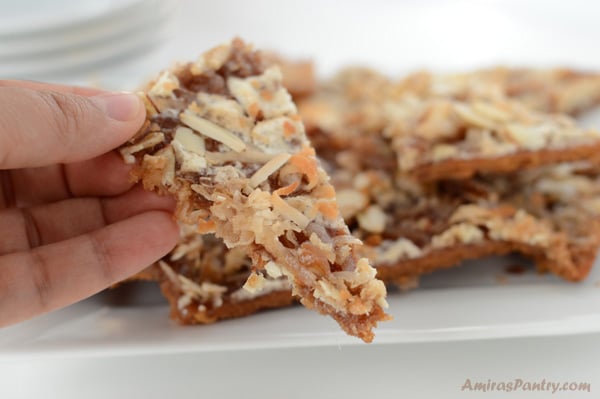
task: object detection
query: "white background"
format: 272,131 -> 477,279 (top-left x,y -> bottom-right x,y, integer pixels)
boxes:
19,0 -> 600,87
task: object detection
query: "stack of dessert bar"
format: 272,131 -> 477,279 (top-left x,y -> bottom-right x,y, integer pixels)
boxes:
299,67 -> 600,288
118,39 -> 600,341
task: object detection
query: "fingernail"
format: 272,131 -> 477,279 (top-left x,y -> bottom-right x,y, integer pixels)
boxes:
91,92 -> 143,122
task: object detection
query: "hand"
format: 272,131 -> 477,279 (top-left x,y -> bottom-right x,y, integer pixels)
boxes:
0,80 -> 179,327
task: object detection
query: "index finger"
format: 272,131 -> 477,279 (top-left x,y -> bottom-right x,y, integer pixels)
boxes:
0,80 -> 105,97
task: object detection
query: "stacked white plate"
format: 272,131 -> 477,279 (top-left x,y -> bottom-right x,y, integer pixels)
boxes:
0,0 -> 178,79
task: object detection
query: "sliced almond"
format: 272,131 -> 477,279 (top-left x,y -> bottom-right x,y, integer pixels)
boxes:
173,126 -> 205,154
120,132 -> 164,163
264,261 -> 284,278
242,272 -> 267,293
180,110 -> 246,152
357,205 -> 387,234
454,103 -> 497,129
204,149 -> 276,164
472,101 -> 511,122
271,192 -> 310,229
148,70 -> 180,97
172,141 -> 207,172
157,146 -> 176,186
249,153 -> 291,188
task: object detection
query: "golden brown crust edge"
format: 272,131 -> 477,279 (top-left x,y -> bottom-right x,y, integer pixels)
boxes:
160,277 -> 295,324
375,240 -> 598,283
410,142 -> 600,182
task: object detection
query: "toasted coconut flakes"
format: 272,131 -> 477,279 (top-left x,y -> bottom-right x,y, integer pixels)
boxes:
231,277 -> 290,302
191,43 -> 232,75
377,238 -> 423,264
180,111 -> 246,152
333,234 -> 363,248
227,67 -> 297,119
250,153 -> 291,187
149,70 -> 180,97
157,146 -> 176,186
264,260 -> 284,278
243,272 -> 266,293
449,204 -> 494,224
309,232 -> 336,263
178,274 -> 227,307
430,223 -> 485,248
313,280 -> 341,309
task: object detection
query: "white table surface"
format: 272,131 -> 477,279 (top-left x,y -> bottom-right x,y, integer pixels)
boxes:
2,1 -> 600,397
1,333 -> 599,399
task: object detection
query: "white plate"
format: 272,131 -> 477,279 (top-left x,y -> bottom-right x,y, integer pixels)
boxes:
0,20 -> 173,78
2,254 -> 600,359
3,0 -> 600,365
0,0 -> 177,59
0,0 -> 146,36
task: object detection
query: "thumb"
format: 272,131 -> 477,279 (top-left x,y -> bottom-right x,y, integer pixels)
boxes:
0,85 -> 145,169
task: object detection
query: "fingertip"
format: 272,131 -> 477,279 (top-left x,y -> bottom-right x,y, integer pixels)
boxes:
90,92 -> 145,123
108,210 -> 179,280
64,151 -> 136,198
89,92 -> 146,145
136,210 -> 180,255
